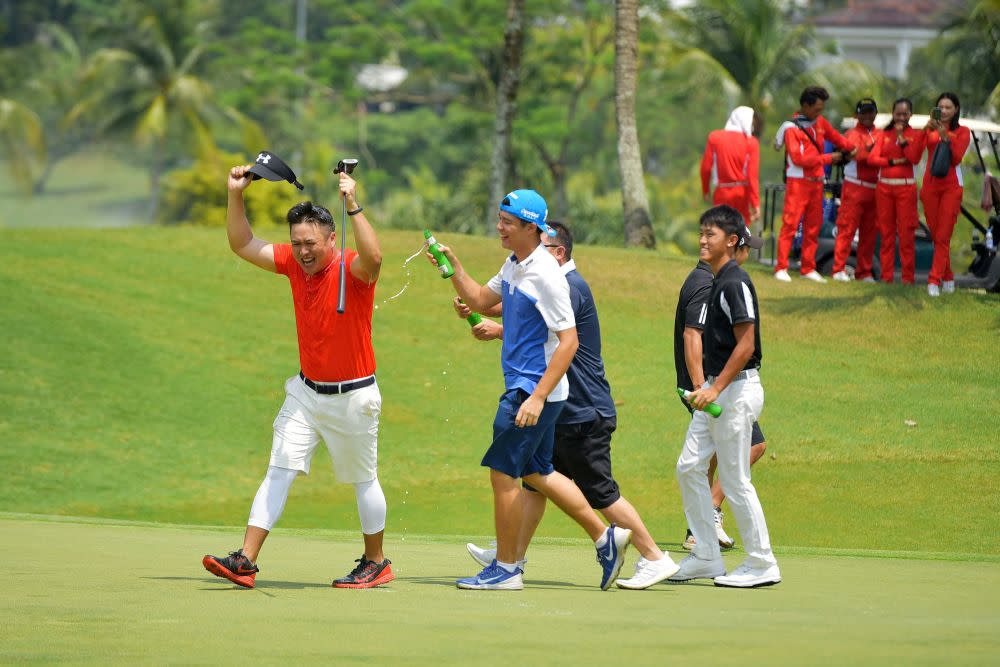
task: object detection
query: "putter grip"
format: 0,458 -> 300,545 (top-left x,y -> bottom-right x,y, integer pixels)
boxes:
337,263 -> 346,313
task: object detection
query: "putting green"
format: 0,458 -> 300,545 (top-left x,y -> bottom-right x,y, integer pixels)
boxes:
3,516 -> 997,665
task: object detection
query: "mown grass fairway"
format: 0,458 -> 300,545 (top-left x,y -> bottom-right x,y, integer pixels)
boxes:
1,225 -> 998,664
4,516 -> 999,666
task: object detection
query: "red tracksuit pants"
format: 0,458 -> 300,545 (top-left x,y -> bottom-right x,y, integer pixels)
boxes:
920,182 -> 963,285
777,178 -> 823,274
713,185 -> 751,226
875,182 -> 918,284
833,181 -> 878,279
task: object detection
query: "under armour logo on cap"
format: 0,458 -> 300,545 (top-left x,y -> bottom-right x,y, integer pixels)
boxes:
248,150 -> 303,190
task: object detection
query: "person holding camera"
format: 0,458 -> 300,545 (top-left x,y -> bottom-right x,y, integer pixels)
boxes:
831,98 -> 882,282
700,106 -> 761,226
202,159 -> 394,590
921,93 -> 971,297
772,86 -> 856,283
868,98 -> 926,285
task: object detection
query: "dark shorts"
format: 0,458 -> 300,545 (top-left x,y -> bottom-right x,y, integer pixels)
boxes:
681,396 -> 766,445
481,388 -> 563,478
524,416 -> 621,510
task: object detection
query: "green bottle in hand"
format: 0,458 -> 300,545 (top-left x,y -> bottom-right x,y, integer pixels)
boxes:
424,230 -> 455,278
677,388 -> 723,418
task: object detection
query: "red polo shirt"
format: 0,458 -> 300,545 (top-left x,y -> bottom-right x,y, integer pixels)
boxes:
274,244 -> 377,382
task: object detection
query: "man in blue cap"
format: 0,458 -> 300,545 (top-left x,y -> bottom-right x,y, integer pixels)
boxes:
427,190 -> 632,591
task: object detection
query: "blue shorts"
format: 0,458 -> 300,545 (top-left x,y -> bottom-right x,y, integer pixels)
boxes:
481,388 -> 564,478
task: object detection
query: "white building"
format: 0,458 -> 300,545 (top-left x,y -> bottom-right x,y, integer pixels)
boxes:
811,0 -> 955,79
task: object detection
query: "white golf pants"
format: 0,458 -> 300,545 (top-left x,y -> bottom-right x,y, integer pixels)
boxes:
676,375 -> 776,568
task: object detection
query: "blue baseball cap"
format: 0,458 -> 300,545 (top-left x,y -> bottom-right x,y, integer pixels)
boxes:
499,189 -> 554,236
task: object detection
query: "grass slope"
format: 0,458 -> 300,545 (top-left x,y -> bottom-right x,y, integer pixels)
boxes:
0,226 -> 997,555
3,517 -> 999,666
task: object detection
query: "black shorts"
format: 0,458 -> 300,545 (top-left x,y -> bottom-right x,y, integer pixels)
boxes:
524,416 -> 620,510
681,396 -> 766,445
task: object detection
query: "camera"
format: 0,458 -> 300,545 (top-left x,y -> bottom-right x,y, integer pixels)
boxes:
932,107 -> 942,121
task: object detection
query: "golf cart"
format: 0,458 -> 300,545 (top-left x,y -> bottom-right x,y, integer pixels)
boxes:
759,114 -> 1000,291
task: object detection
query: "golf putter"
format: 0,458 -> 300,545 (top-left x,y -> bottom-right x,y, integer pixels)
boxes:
333,159 -> 359,314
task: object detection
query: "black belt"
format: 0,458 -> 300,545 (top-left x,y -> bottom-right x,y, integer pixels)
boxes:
299,371 -> 375,395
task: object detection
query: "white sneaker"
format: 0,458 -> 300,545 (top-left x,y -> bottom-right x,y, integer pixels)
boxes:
466,543 -> 526,570
928,283 -> 941,297
667,554 -> 726,582
942,280 -> 955,294
615,553 -> 680,590
773,269 -> 792,282
802,270 -> 827,283
714,507 -> 735,549
832,270 -> 851,282
860,276 -> 876,283
713,561 -> 781,588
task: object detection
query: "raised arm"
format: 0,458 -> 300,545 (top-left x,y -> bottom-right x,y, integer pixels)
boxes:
341,171 -> 382,283
227,165 -> 276,272
428,244 -> 502,313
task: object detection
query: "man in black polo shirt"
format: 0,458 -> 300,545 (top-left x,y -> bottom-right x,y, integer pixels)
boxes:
674,237 -> 768,552
669,205 -> 781,588
458,221 -> 679,589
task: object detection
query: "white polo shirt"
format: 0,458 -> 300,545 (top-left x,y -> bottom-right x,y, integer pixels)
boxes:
487,243 -> 576,402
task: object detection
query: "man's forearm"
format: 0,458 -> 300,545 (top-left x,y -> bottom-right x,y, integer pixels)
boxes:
710,339 -> 754,394
227,191 -> 253,252
683,329 -> 705,387
532,332 -> 578,401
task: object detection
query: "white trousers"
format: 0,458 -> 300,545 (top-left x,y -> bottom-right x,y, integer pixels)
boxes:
676,375 -> 776,568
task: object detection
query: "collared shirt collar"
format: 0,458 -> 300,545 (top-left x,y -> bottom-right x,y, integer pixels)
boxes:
560,258 -> 576,275
512,242 -> 549,271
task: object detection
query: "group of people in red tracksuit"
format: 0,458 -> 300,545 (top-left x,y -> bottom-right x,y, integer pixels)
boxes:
703,86 -> 971,297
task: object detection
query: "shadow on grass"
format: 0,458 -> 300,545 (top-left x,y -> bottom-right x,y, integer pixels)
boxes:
762,289 -> 927,315
147,575 -> 329,591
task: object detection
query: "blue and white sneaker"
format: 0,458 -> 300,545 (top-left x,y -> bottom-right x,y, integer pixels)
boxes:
456,560 -> 524,590
596,524 -> 632,590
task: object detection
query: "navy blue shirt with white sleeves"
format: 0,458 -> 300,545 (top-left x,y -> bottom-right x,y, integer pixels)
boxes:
702,259 -> 762,377
560,260 -> 616,424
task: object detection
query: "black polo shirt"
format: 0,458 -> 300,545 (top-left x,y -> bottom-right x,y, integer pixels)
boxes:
673,261 -> 714,391
702,259 -> 762,377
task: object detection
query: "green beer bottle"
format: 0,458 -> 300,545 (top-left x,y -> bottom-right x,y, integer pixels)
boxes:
424,230 -> 455,278
677,387 -> 723,418
458,299 -> 482,326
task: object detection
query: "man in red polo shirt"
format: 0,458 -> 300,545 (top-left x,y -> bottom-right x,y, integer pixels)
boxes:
773,86 -> 855,283
202,161 -> 392,590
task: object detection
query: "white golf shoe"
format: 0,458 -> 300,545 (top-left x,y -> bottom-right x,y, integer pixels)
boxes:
713,561 -> 781,588
466,543 -> 526,570
773,269 -> 792,282
860,276 -> 876,283
802,270 -> 827,283
942,280 -> 955,294
667,554 -> 726,582
615,553 -> 680,590
928,283 -> 941,297
714,507 -> 735,549
832,270 -> 851,282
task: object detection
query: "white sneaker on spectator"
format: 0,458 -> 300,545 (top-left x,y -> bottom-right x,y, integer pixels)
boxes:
667,554 -> 726,582
714,507 -> 735,549
713,561 -> 781,588
466,542 -> 526,570
773,269 -> 792,282
616,553 -> 680,589
802,270 -> 827,283
832,270 -> 851,282
860,276 -> 876,283
928,283 -> 941,297
942,280 -> 955,293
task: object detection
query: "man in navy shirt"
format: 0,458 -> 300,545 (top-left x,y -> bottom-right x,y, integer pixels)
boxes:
431,191 -> 632,591
459,221 -> 679,589
670,205 -> 781,588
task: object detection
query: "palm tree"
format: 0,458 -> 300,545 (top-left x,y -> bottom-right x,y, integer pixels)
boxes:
615,0 -> 655,248
0,97 -> 45,195
489,0 -> 525,231
68,3 -> 224,216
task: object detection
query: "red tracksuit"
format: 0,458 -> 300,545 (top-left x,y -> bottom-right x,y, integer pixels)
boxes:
833,124 -> 881,279
920,125 -> 971,286
869,126 -> 926,283
701,129 -> 760,225
777,115 -> 854,274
